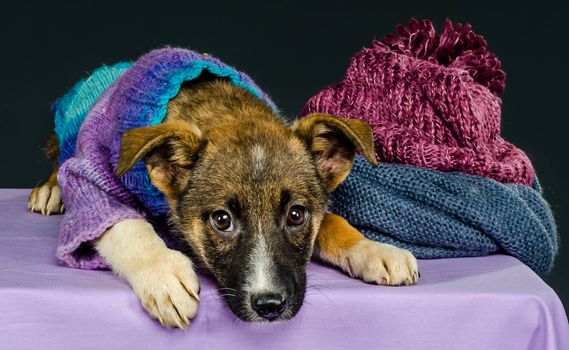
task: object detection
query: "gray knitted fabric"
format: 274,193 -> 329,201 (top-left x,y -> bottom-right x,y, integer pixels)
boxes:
331,156 -> 558,276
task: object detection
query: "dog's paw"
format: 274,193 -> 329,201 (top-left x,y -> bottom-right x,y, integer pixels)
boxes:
342,240 -> 419,286
128,249 -> 200,329
28,183 -> 64,215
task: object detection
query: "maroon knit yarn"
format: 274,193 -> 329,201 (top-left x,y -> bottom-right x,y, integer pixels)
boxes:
301,19 -> 535,185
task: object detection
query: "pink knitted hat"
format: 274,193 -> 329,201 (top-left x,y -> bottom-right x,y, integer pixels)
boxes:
301,19 -> 535,185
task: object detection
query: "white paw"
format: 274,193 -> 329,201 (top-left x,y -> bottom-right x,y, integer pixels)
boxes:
28,183 -> 64,215
128,249 -> 200,329
342,240 -> 419,286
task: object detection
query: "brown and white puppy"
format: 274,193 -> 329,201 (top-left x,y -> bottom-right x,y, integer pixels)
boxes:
29,77 -> 419,328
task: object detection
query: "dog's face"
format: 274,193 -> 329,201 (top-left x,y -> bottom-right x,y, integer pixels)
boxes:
175,122 -> 327,321
116,113 -> 376,322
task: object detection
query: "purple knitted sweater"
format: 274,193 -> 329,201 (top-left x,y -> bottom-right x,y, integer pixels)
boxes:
55,48 -> 276,269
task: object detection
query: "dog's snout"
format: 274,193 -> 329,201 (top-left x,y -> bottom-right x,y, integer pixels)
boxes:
251,293 -> 288,320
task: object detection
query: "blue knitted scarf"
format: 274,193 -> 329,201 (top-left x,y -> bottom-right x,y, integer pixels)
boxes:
331,156 -> 558,276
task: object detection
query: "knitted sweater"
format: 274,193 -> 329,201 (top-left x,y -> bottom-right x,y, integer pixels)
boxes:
54,48 -> 276,269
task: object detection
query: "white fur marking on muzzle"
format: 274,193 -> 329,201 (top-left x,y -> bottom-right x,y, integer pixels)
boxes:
245,221 -> 277,294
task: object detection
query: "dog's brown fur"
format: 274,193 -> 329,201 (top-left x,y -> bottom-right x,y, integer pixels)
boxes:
30,76 -> 419,326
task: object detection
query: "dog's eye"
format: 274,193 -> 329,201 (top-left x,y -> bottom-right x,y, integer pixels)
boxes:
210,210 -> 234,232
287,205 -> 306,227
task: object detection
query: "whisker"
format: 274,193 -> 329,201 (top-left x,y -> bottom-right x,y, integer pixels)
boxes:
218,294 -> 237,298
305,283 -> 335,305
233,306 -> 251,326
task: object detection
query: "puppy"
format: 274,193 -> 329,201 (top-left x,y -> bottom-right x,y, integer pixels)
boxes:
29,76 -> 419,328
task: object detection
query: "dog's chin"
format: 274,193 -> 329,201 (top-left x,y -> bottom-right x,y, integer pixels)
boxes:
224,294 -> 304,323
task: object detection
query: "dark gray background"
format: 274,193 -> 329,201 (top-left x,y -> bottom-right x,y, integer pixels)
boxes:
1,1 -> 567,308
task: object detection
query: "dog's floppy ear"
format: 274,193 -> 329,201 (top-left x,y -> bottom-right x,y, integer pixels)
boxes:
292,113 -> 377,192
116,121 -> 205,202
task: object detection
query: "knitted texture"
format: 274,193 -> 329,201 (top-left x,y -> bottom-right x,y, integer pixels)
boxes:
55,48 -> 276,269
301,19 -> 557,275
302,19 -> 535,185
331,156 -> 557,276
53,62 -> 131,163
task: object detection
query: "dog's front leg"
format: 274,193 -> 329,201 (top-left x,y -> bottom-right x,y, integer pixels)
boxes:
95,219 -> 200,328
315,213 -> 419,286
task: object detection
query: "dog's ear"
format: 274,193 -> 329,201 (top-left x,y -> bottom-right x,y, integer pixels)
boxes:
292,113 -> 377,192
116,121 -> 205,202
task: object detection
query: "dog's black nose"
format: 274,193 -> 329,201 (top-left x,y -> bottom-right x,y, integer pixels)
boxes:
251,293 -> 288,320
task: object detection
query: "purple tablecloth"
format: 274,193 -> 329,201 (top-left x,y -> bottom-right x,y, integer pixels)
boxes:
1,189 -> 567,349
